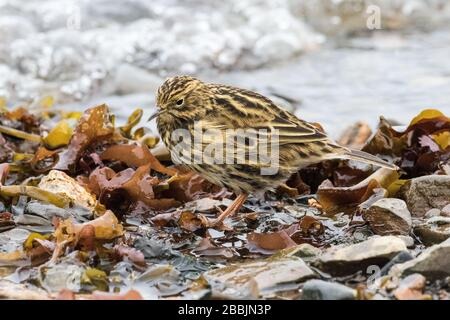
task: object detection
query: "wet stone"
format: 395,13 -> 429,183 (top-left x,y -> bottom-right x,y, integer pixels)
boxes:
393,273 -> 428,300
313,236 -> 407,276
301,279 -> 356,300
379,251 -> 414,276
272,243 -> 321,262
204,257 -> 315,299
363,198 -> 411,236
392,238 -> 450,280
0,280 -> 50,300
399,175 -> 450,217
414,216 -> 450,245
441,204 -> 450,217
425,208 -> 441,218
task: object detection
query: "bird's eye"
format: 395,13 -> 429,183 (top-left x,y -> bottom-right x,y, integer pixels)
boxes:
176,99 -> 184,106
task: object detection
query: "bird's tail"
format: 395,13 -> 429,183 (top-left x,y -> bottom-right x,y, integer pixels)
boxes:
332,148 -> 398,170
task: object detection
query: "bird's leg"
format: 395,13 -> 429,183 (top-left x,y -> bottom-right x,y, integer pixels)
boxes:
207,193 -> 248,227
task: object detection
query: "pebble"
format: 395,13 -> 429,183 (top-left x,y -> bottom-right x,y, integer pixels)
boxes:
400,175 -> 450,217
302,279 -> 356,300
204,257 -> 315,299
393,274 -> 429,300
363,198 -> 411,235
392,237 -> 450,280
414,216 -> 450,245
313,236 -> 407,276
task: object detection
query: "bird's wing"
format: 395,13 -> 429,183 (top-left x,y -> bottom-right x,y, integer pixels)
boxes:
198,112 -> 329,146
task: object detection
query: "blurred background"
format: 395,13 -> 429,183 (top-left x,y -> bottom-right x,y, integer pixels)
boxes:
1,0 -> 450,136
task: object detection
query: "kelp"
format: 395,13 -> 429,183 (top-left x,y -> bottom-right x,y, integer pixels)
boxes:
1,101 -> 450,299
317,168 -> 399,213
43,120 -> 73,149
0,185 -> 71,208
363,109 -> 450,177
55,104 -> 117,172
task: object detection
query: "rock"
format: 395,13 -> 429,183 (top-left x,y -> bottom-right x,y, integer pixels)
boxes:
38,170 -> 96,211
313,236 -> 407,276
40,262 -> 84,293
184,198 -> 225,213
379,251 -> 414,276
441,204 -> 450,217
363,198 -> 411,235
272,243 -> 321,262
302,279 -> 356,300
425,208 -> 441,218
0,280 -> 50,300
414,216 -> 450,245
400,175 -> 450,217
393,274 -> 429,300
204,257 -> 315,299
398,235 -> 415,248
0,228 -> 30,252
392,238 -> 450,280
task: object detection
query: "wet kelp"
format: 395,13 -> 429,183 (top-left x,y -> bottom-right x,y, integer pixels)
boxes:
0,104 -> 450,300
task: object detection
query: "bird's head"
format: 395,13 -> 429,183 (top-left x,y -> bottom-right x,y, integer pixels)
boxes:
149,76 -> 212,124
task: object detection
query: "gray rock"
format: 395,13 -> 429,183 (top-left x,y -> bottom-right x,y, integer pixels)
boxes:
441,204 -> 450,217
425,208 -> 441,218
363,198 -> 411,235
302,279 -> 356,300
314,236 -> 407,276
414,216 -> 450,245
272,243 -> 322,262
400,175 -> 450,217
204,257 -> 315,299
379,251 -> 414,276
398,235 -> 415,248
392,237 -> 450,280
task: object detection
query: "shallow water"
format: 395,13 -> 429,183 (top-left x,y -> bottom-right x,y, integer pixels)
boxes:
2,0 -> 450,136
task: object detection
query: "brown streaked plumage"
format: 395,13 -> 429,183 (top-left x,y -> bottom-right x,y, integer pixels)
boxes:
150,76 -> 397,226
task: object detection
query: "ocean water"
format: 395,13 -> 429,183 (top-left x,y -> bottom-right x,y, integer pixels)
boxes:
1,0 -> 450,136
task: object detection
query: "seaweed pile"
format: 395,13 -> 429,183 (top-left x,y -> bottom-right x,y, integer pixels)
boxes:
0,102 -> 449,300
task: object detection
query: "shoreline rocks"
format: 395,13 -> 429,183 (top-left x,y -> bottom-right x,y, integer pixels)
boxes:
414,216 -> 450,245
363,198 -> 412,235
313,236 -> 407,276
204,256 -> 315,299
399,175 -> 450,217
302,279 -> 356,300
391,238 -> 450,280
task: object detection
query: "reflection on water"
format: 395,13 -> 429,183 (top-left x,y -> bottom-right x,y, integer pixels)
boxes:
1,0 -> 450,136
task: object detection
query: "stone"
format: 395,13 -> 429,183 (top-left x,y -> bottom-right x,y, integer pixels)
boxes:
38,170 -> 96,211
313,236 -> 407,276
204,257 -> 315,299
363,198 -> 411,235
272,243 -> 321,262
399,175 -> 450,217
184,198 -> 225,213
441,204 -> 450,217
302,279 -> 356,300
393,274 -> 429,300
379,251 -> 414,276
414,216 -> 450,245
424,208 -> 441,218
0,280 -> 50,300
398,235 -> 415,248
392,238 -> 450,280
40,262 -> 84,293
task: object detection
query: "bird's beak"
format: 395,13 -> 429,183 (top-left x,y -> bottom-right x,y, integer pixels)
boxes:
148,109 -> 162,122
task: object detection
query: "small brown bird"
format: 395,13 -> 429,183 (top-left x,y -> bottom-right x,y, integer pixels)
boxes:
149,76 -> 397,226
